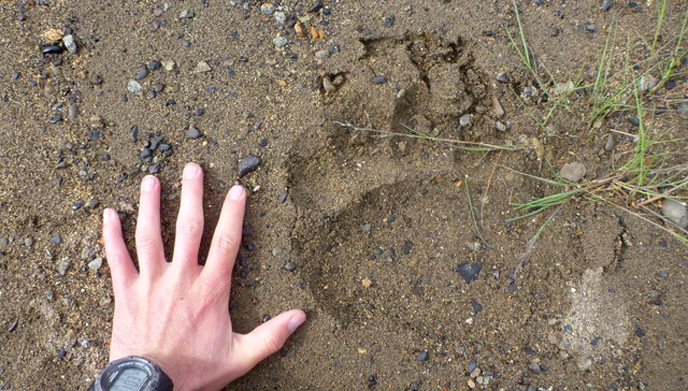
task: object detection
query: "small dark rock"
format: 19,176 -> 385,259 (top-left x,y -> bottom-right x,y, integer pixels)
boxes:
416,351 -> 429,361
238,155 -> 262,177
42,45 -> 63,54
284,263 -> 296,271
279,193 -> 288,203
12,72 -> 21,80
49,114 -> 63,124
308,0 -> 324,13
129,125 -> 139,142
135,67 -> 148,80
601,0 -> 613,11
372,75 -> 387,84
148,164 -> 161,174
467,358 -> 478,373
72,202 -> 83,211
8,319 -> 18,332
382,16 -> 394,28
636,327 -> 645,337
140,148 -> 152,158
628,115 -> 640,126
455,262 -> 482,283
469,299 -> 483,314
148,59 -> 162,71
528,362 -> 542,373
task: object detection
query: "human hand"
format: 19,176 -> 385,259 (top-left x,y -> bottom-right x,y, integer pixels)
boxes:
101,163 -> 306,391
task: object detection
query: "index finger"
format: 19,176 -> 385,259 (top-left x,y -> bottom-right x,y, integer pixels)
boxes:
200,185 -> 246,290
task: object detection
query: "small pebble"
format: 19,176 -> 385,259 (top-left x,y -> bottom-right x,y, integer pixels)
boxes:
274,12 -> 287,24
24,237 -> 34,246
187,127 -> 202,139
127,79 -> 142,93
604,133 -> 615,151
88,257 -> 103,272
50,234 -> 61,244
273,37 -> 289,47
416,351 -> 429,361
162,60 -> 176,71
529,363 -> 542,373
661,198 -> 688,228
238,155 -> 262,177
372,75 -> 387,84
495,72 -> 509,83
148,59 -> 162,71
191,61 -> 212,74
459,114 -> 472,127
601,0 -> 613,11
284,263 -> 296,272
382,16 -> 394,28
455,262 -> 482,283
62,34 -> 77,54
260,3 -> 275,15
68,104 -> 78,119
135,67 -> 148,80
42,45 -> 63,54
279,193 -> 288,203
559,162 -> 587,182
315,49 -> 329,59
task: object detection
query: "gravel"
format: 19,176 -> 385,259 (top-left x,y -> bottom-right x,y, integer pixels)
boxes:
459,114 -> 472,127
88,257 -> 103,272
416,351 -> 429,361
273,37 -> 289,47
127,79 -> 142,93
50,235 -> 62,244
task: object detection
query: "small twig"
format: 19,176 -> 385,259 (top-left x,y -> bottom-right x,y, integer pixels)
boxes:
464,176 -> 486,246
511,201 -> 567,280
636,178 -> 688,206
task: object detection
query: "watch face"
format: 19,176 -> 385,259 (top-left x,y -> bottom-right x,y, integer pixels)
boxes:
100,357 -> 155,391
109,367 -> 148,391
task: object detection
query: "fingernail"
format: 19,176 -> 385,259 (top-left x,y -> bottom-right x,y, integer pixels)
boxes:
183,163 -> 200,179
287,311 -> 306,333
103,209 -> 112,224
229,185 -> 245,200
142,175 -> 157,191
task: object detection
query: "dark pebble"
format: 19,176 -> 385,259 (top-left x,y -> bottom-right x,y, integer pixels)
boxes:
258,138 -> 268,147
629,1 -> 638,7
628,116 -> 640,126
238,155 -> 262,177
284,263 -> 296,271
455,262 -> 482,283
308,0 -> 324,13
195,108 -> 205,116
529,362 -> 542,373
0,238 -> 8,245
636,327 -> 645,337
187,127 -> 202,139
42,45 -> 63,54
148,59 -> 162,71
8,318 -> 18,332
563,324 -> 573,331
591,337 -> 602,346
49,114 -> 63,124
12,72 -> 21,80
532,0 -> 545,4
658,271 -> 668,278
587,24 -> 596,32
148,164 -> 161,174
135,67 -> 148,80
372,75 -> 387,84
467,358 -> 478,373
665,80 -> 677,90
57,348 -> 66,359
279,193 -> 288,203
129,125 -> 139,142
601,0 -> 612,11
382,16 -> 394,28
469,298 -> 483,314
495,72 -> 509,83
49,234 -> 61,244
262,314 -> 271,323
166,99 -> 177,106
72,202 -> 83,211
148,90 -> 156,98
409,382 -> 420,391
159,143 -> 171,151
416,351 -> 429,361
86,199 -> 100,209
140,148 -> 152,158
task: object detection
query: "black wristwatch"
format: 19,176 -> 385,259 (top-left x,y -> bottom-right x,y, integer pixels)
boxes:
88,356 -> 174,391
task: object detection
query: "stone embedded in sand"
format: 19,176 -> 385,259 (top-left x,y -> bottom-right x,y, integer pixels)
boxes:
238,155 -> 262,177
456,262 -> 482,284
191,61 -> 211,74
559,162 -> 587,182
661,198 -> 688,229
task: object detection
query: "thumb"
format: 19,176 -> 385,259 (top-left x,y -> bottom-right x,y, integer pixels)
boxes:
232,309 -> 306,375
